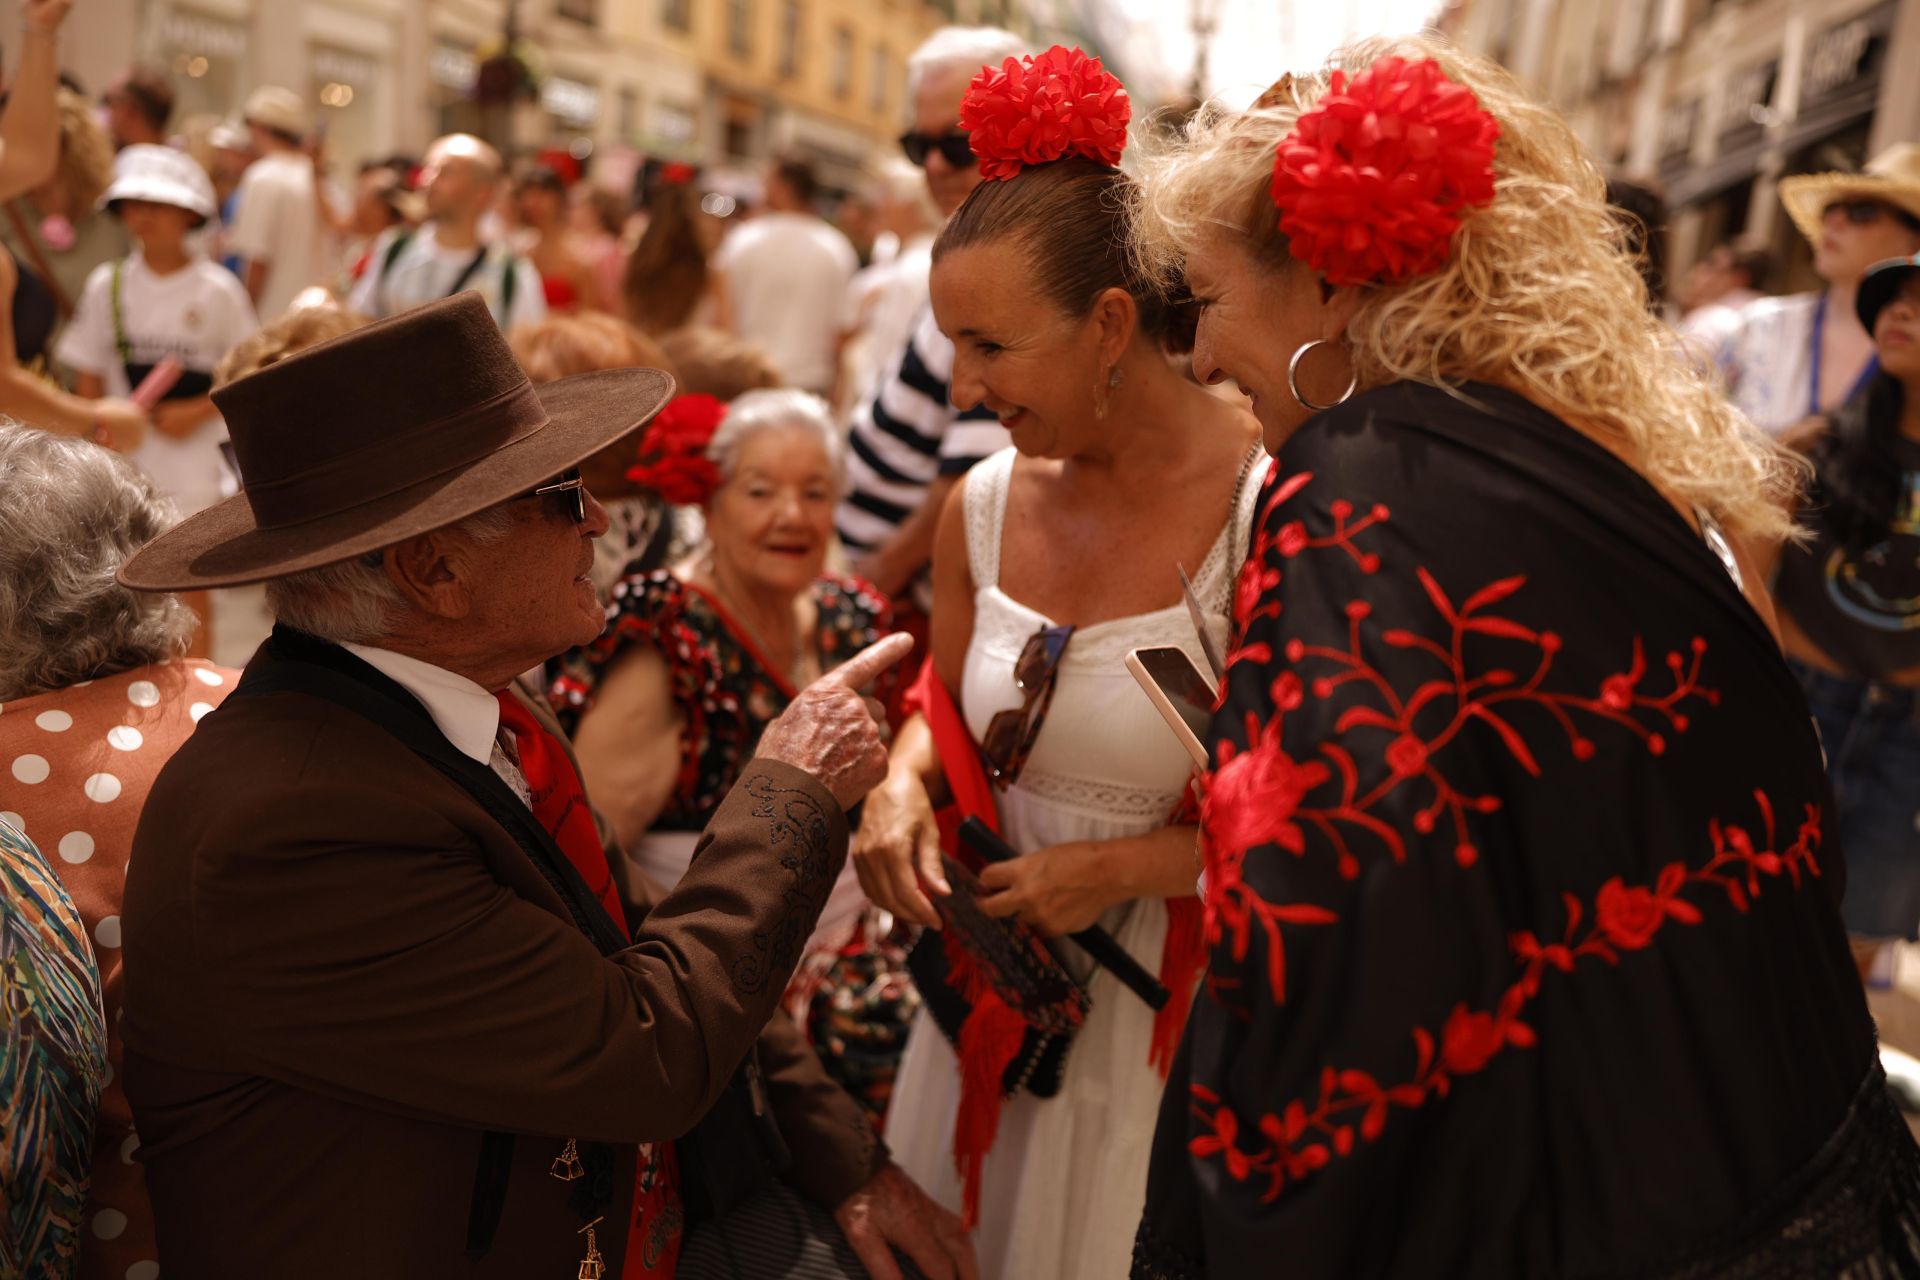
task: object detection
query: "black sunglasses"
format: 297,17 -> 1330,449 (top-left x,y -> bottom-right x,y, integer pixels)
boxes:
519,466 -> 587,524
1827,199 -> 1920,232
899,130 -> 975,170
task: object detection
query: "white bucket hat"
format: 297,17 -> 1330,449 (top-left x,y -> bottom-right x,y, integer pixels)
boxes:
101,143 -> 218,225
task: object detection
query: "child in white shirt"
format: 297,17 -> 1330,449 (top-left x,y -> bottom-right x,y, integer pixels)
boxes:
59,145 -> 257,518
58,145 -> 258,654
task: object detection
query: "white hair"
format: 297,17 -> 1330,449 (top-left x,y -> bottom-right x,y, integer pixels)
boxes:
0,424 -> 194,700
708,389 -> 845,492
265,505 -> 516,645
905,26 -> 1026,104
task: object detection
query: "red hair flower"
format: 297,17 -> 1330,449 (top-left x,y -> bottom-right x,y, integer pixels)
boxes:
960,45 -> 1130,181
1269,56 -> 1500,286
627,393 -> 725,506
660,161 -> 696,186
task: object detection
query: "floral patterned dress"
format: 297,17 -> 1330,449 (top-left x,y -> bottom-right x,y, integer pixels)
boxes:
552,570 -> 915,1122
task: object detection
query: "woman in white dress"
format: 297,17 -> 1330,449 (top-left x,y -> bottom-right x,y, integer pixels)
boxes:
850,47 -> 1269,1280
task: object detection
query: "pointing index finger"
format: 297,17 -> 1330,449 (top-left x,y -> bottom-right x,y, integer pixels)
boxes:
820,632 -> 914,692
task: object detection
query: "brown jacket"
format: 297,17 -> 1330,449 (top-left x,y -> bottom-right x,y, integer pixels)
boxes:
121,633 -> 880,1277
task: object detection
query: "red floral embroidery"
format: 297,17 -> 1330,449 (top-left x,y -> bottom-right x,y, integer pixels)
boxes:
1269,56 -> 1501,287
1189,791 -> 1822,1202
1198,473 -> 1721,1007
960,45 -> 1131,181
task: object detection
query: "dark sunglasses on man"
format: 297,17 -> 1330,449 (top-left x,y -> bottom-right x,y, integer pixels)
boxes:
519,466 -> 587,524
899,129 -> 975,170
1826,198 -> 1920,233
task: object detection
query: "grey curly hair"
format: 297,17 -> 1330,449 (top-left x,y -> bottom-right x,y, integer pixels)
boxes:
0,424 -> 195,701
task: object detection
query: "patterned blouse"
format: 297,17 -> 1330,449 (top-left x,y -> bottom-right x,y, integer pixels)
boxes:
551,571 -> 894,829
549,571 -> 915,1123
1,817 -> 107,1279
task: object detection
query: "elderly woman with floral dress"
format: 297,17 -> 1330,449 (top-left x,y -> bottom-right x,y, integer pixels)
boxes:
551,388 -> 912,1121
0,424 -> 237,1280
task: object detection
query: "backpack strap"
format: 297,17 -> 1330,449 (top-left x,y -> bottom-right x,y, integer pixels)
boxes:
372,229 -> 414,318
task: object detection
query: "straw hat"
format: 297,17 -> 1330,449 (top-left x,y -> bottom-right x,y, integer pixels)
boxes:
118,292 -> 674,591
1778,144 -> 1920,244
101,143 -> 217,225
242,85 -> 310,140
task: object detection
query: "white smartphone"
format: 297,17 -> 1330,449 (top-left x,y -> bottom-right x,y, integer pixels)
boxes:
1125,645 -> 1217,770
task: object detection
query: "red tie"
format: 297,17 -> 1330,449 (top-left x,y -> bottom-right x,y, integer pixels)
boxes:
492,691 -> 627,932
490,691 -> 683,1278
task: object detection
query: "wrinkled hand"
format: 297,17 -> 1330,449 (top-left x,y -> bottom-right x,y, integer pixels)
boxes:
834,1163 -> 977,1280
851,770 -> 947,929
22,0 -> 73,35
976,841 -> 1115,937
755,633 -> 912,810
90,398 -> 148,452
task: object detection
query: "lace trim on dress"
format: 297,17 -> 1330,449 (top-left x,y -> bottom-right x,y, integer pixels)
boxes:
1012,765 -> 1187,822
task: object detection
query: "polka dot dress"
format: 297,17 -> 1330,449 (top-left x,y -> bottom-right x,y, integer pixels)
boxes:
0,658 -> 237,1280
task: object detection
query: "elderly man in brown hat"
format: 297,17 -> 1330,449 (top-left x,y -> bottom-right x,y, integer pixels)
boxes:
115,292 -> 974,1279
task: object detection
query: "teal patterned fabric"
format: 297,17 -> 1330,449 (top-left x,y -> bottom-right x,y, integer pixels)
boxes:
1,816 -> 106,1278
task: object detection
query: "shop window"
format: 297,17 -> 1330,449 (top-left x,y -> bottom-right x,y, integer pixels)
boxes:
869,44 -> 889,117
832,25 -> 853,100
661,0 -> 691,31
728,0 -> 753,60
779,0 -> 802,79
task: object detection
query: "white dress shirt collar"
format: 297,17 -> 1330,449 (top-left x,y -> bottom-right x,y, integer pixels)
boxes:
341,642 -> 501,766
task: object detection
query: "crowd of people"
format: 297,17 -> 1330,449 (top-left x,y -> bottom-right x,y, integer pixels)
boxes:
7,0 -> 1920,1277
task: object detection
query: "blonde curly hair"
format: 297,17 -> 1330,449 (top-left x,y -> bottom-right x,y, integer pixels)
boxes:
49,87 -> 115,214
1130,34 -> 1803,543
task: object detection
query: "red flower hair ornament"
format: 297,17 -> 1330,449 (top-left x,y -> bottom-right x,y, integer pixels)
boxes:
1269,56 -> 1501,287
627,393 -> 725,506
960,45 -> 1131,181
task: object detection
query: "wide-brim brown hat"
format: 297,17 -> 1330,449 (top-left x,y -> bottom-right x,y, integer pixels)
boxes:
118,292 -> 673,591
1779,144 -> 1920,244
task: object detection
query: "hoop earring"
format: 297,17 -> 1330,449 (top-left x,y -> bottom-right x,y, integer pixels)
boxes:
1287,340 -> 1357,413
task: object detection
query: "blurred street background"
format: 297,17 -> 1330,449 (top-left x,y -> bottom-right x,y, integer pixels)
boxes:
3,0 -> 1911,299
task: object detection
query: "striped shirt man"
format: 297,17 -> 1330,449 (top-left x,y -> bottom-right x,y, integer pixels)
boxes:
837,305 -> 1009,609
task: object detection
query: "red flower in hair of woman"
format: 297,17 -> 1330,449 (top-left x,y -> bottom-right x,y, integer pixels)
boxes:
660,161 -> 697,186
627,393 -> 725,505
1269,56 -> 1501,287
960,45 -> 1131,182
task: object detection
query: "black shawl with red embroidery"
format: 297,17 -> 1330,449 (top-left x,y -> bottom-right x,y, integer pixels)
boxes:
1132,381 -> 1920,1279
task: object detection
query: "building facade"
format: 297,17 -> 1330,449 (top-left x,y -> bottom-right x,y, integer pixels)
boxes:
1445,0 -> 1920,293
31,0 -> 1016,199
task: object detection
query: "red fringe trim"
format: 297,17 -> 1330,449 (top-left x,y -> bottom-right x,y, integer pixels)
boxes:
953,990 -> 1027,1227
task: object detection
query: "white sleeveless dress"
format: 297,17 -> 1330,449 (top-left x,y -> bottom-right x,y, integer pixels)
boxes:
884,445 -> 1270,1280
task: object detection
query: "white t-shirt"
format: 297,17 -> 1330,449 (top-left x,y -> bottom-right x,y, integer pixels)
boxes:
227,150 -> 326,323
714,211 -> 858,393
346,223 -> 547,334
56,253 -> 258,513
840,232 -> 933,409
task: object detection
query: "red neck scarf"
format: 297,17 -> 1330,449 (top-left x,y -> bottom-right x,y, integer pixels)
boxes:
491,690 -> 681,1279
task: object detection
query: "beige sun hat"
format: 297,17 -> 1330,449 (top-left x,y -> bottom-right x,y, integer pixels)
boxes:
1778,143 -> 1920,243
243,85 -> 310,140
